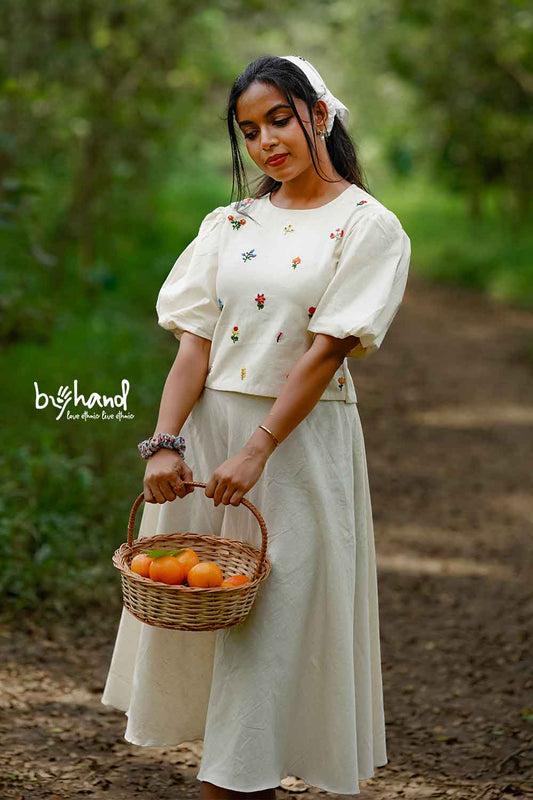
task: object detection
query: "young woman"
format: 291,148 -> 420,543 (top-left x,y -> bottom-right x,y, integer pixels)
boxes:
102,54 -> 411,798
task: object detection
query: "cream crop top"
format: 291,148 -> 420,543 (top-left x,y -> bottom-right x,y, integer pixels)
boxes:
156,183 -> 411,404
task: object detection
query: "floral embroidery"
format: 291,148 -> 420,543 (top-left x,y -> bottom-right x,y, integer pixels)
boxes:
241,367 -> 246,380
337,376 -> 345,391
308,306 -> 316,318
218,298 -> 224,310
227,214 -> 246,230
276,331 -> 284,342
291,256 -> 301,270
231,326 -> 239,343
356,200 -> 367,206
254,292 -> 266,309
242,248 -> 257,262
283,223 -> 295,234
329,228 -> 344,240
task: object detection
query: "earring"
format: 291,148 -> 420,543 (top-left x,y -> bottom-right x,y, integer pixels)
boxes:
318,128 -> 328,140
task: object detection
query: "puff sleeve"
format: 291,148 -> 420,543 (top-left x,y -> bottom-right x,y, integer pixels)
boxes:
307,208 -> 411,358
156,206 -> 225,342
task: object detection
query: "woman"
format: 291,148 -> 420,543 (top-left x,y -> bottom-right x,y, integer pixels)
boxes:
101,54 -> 411,798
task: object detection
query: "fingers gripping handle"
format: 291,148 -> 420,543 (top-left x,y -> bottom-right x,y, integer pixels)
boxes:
127,481 -> 269,581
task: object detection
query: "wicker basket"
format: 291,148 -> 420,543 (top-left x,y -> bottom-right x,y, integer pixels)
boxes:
112,481 -> 272,631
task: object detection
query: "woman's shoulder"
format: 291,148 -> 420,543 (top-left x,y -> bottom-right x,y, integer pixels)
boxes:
345,186 -> 406,239
199,197 -> 262,232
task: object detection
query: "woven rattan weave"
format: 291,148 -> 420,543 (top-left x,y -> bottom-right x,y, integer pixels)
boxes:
113,481 -> 272,631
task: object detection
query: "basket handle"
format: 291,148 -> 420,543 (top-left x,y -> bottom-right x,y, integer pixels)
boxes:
127,482 -> 269,582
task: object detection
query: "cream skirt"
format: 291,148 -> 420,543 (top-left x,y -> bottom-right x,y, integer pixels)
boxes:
101,386 -> 387,793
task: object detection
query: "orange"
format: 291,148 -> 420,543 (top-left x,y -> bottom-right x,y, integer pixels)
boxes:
174,548 -> 200,577
187,561 -> 224,588
149,556 -> 187,585
221,574 -> 250,588
130,553 -> 153,578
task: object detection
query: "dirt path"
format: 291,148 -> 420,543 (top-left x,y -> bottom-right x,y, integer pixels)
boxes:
2,273 -> 533,800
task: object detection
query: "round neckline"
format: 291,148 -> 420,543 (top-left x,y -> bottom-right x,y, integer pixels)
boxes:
267,184 -> 355,212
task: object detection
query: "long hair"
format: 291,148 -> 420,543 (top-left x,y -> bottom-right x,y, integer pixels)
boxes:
225,54 -> 371,207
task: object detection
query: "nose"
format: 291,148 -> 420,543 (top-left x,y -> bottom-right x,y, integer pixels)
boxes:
261,127 -> 279,150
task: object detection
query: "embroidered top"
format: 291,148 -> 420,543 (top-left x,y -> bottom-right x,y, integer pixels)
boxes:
156,183 -> 411,404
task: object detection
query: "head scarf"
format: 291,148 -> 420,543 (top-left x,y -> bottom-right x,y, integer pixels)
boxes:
279,54 -> 350,135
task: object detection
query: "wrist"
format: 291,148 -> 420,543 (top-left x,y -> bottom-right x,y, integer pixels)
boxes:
243,427 -> 278,461
138,432 -> 186,460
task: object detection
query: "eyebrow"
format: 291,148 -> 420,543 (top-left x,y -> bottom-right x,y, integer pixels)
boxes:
237,104 -> 292,127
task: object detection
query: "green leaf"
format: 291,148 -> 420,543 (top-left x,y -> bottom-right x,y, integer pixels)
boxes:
142,548 -> 186,559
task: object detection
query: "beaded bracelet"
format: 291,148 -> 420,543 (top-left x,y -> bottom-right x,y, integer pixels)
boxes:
138,432 -> 186,460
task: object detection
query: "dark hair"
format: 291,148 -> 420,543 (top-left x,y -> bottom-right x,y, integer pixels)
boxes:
225,54 -> 371,207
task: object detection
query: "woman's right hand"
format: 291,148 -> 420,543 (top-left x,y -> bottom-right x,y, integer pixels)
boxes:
143,449 -> 195,504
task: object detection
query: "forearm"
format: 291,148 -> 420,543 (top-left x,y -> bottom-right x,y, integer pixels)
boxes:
243,346 -> 345,460
152,342 -> 209,437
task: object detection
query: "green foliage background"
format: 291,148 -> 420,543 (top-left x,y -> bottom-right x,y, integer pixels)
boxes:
1,0 -> 531,622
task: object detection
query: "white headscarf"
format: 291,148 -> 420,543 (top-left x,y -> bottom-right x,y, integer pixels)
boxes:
279,55 -> 350,135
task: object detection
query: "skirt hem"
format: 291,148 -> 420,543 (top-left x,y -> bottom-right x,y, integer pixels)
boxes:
102,700 -> 388,796
195,760 -> 389,794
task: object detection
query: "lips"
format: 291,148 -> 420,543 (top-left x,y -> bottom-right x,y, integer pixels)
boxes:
266,154 -> 288,166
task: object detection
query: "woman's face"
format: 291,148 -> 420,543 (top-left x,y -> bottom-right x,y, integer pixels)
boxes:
235,81 -> 325,180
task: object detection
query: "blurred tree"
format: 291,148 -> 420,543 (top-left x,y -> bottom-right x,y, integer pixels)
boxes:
1,0 -> 234,282
374,0 -> 533,222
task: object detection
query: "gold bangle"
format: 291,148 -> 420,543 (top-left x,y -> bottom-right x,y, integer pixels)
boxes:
258,424 -> 279,447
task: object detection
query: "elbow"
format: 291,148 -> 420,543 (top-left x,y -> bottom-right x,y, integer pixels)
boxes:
310,332 -> 361,363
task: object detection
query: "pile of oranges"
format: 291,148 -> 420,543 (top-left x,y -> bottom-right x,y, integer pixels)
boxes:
129,547 -> 250,589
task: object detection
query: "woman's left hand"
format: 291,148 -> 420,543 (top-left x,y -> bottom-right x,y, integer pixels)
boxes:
205,449 -> 267,507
